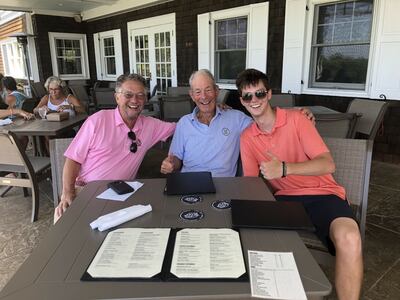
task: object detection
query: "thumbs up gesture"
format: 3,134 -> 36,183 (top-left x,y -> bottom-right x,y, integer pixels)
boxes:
259,151 -> 284,180
160,154 -> 175,174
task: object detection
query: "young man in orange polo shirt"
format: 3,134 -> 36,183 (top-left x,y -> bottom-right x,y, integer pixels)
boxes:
237,69 -> 362,300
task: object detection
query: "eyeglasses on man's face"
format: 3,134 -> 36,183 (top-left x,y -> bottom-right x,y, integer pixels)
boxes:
241,90 -> 268,102
128,131 -> 138,153
118,90 -> 146,101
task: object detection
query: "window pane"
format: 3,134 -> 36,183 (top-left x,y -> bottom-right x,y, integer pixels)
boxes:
106,57 -> 116,75
316,25 -> 333,44
335,2 -> 354,23
314,45 -> 369,84
57,57 -> 82,75
165,32 -> 170,46
333,22 -> 351,43
217,50 -> 246,81
318,5 -> 335,24
238,18 -> 247,33
218,36 -> 227,50
227,19 -> 238,34
218,20 -> 227,35
352,20 -> 372,42
160,33 -> 165,47
354,0 -> 373,20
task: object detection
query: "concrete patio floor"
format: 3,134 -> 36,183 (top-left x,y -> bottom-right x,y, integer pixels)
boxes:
0,147 -> 399,299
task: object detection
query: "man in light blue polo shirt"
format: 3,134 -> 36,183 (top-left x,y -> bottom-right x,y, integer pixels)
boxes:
160,69 -> 252,177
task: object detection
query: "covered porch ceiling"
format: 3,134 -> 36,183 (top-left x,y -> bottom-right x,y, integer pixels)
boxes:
0,0 -> 170,21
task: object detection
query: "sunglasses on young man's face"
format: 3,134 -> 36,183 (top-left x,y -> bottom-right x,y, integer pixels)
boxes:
128,131 -> 138,153
241,90 -> 268,102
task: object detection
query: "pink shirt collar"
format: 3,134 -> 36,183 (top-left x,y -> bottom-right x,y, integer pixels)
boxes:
114,107 -> 143,133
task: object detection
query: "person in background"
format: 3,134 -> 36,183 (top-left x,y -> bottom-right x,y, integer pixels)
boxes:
237,68 -> 362,300
54,73 -> 176,223
0,73 -> 6,104
2,76 -> 27,109
0,107 -> 33,120
33,76 -> 85,116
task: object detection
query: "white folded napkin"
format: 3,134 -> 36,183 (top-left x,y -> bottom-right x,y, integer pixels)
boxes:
0,118 -> 12,126
90,204 -> 152,232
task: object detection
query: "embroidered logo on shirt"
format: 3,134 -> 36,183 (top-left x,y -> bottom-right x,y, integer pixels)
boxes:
222,128 -> 230,136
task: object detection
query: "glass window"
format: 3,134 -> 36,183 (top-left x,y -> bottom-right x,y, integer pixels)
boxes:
103,37 -> 116,76
310,0 -> 373,89
55,38 -> 83,75
0,39 -> 26,79
215,17 -> 247,83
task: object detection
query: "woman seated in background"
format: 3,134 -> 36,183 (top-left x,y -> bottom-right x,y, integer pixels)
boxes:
33,76 -> 85,116
2,76 -> 27,109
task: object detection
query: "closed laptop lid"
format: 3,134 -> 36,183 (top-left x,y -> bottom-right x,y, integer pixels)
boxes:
231,199 -> 315,231
165,171 -> 216,195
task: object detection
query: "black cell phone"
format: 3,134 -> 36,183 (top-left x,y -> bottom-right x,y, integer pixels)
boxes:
107,180 -> 134,194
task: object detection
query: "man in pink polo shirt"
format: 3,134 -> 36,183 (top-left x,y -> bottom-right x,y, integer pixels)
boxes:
237,69 -> 362,300
54,74 -> 175,223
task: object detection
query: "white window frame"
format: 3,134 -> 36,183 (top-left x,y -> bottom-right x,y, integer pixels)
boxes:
302,0 -> 377,98
0,38 -> 26,79
93,29 -> 123,81
198,2 -> 269,89
48,32 -> 90,80
283,0 -> 400,100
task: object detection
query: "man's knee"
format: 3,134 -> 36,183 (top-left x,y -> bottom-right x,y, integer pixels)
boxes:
330,218 -> 362,255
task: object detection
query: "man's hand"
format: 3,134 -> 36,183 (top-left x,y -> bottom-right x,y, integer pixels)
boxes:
259,151 -> 283,180
298,107 -> 315,125
53,190 -> 75,224
160,154 -> 175,174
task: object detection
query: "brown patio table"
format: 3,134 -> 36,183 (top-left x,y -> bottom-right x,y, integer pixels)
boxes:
1,113 -> 87,137
0,177 -> 331,300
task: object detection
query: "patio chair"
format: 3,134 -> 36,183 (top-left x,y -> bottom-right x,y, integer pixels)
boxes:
21,98 -> 40,113
159,95 -> 193,121
269,94 -> 295,107
0,131 -> 51,222
167,86 -> 190,96
92,82 -> 116,110
31,82 -> 47,99
315,113 -> 360,138
217,89 -> 230,104
347,98 -> 389,140
298,137 -> 373,264
49,137 -> 73,207
69,85 -> 95,114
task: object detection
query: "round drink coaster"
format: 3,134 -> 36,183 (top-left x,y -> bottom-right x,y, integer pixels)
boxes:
180,195 -> 202,204
212,200 -> 231,210
179,210 -> 204,221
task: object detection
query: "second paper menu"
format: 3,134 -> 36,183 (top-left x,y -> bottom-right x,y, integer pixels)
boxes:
170,228 -> 246,278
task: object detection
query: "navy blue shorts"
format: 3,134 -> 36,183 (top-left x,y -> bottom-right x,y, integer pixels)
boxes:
275,194 -> 356,255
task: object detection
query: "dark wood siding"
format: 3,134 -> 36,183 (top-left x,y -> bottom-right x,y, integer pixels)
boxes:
29,0 -> 400,164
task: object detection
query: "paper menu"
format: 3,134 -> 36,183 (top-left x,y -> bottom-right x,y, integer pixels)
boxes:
170,228 -> 246,278
87,228 -> 170,278
248,251 -> 307,300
